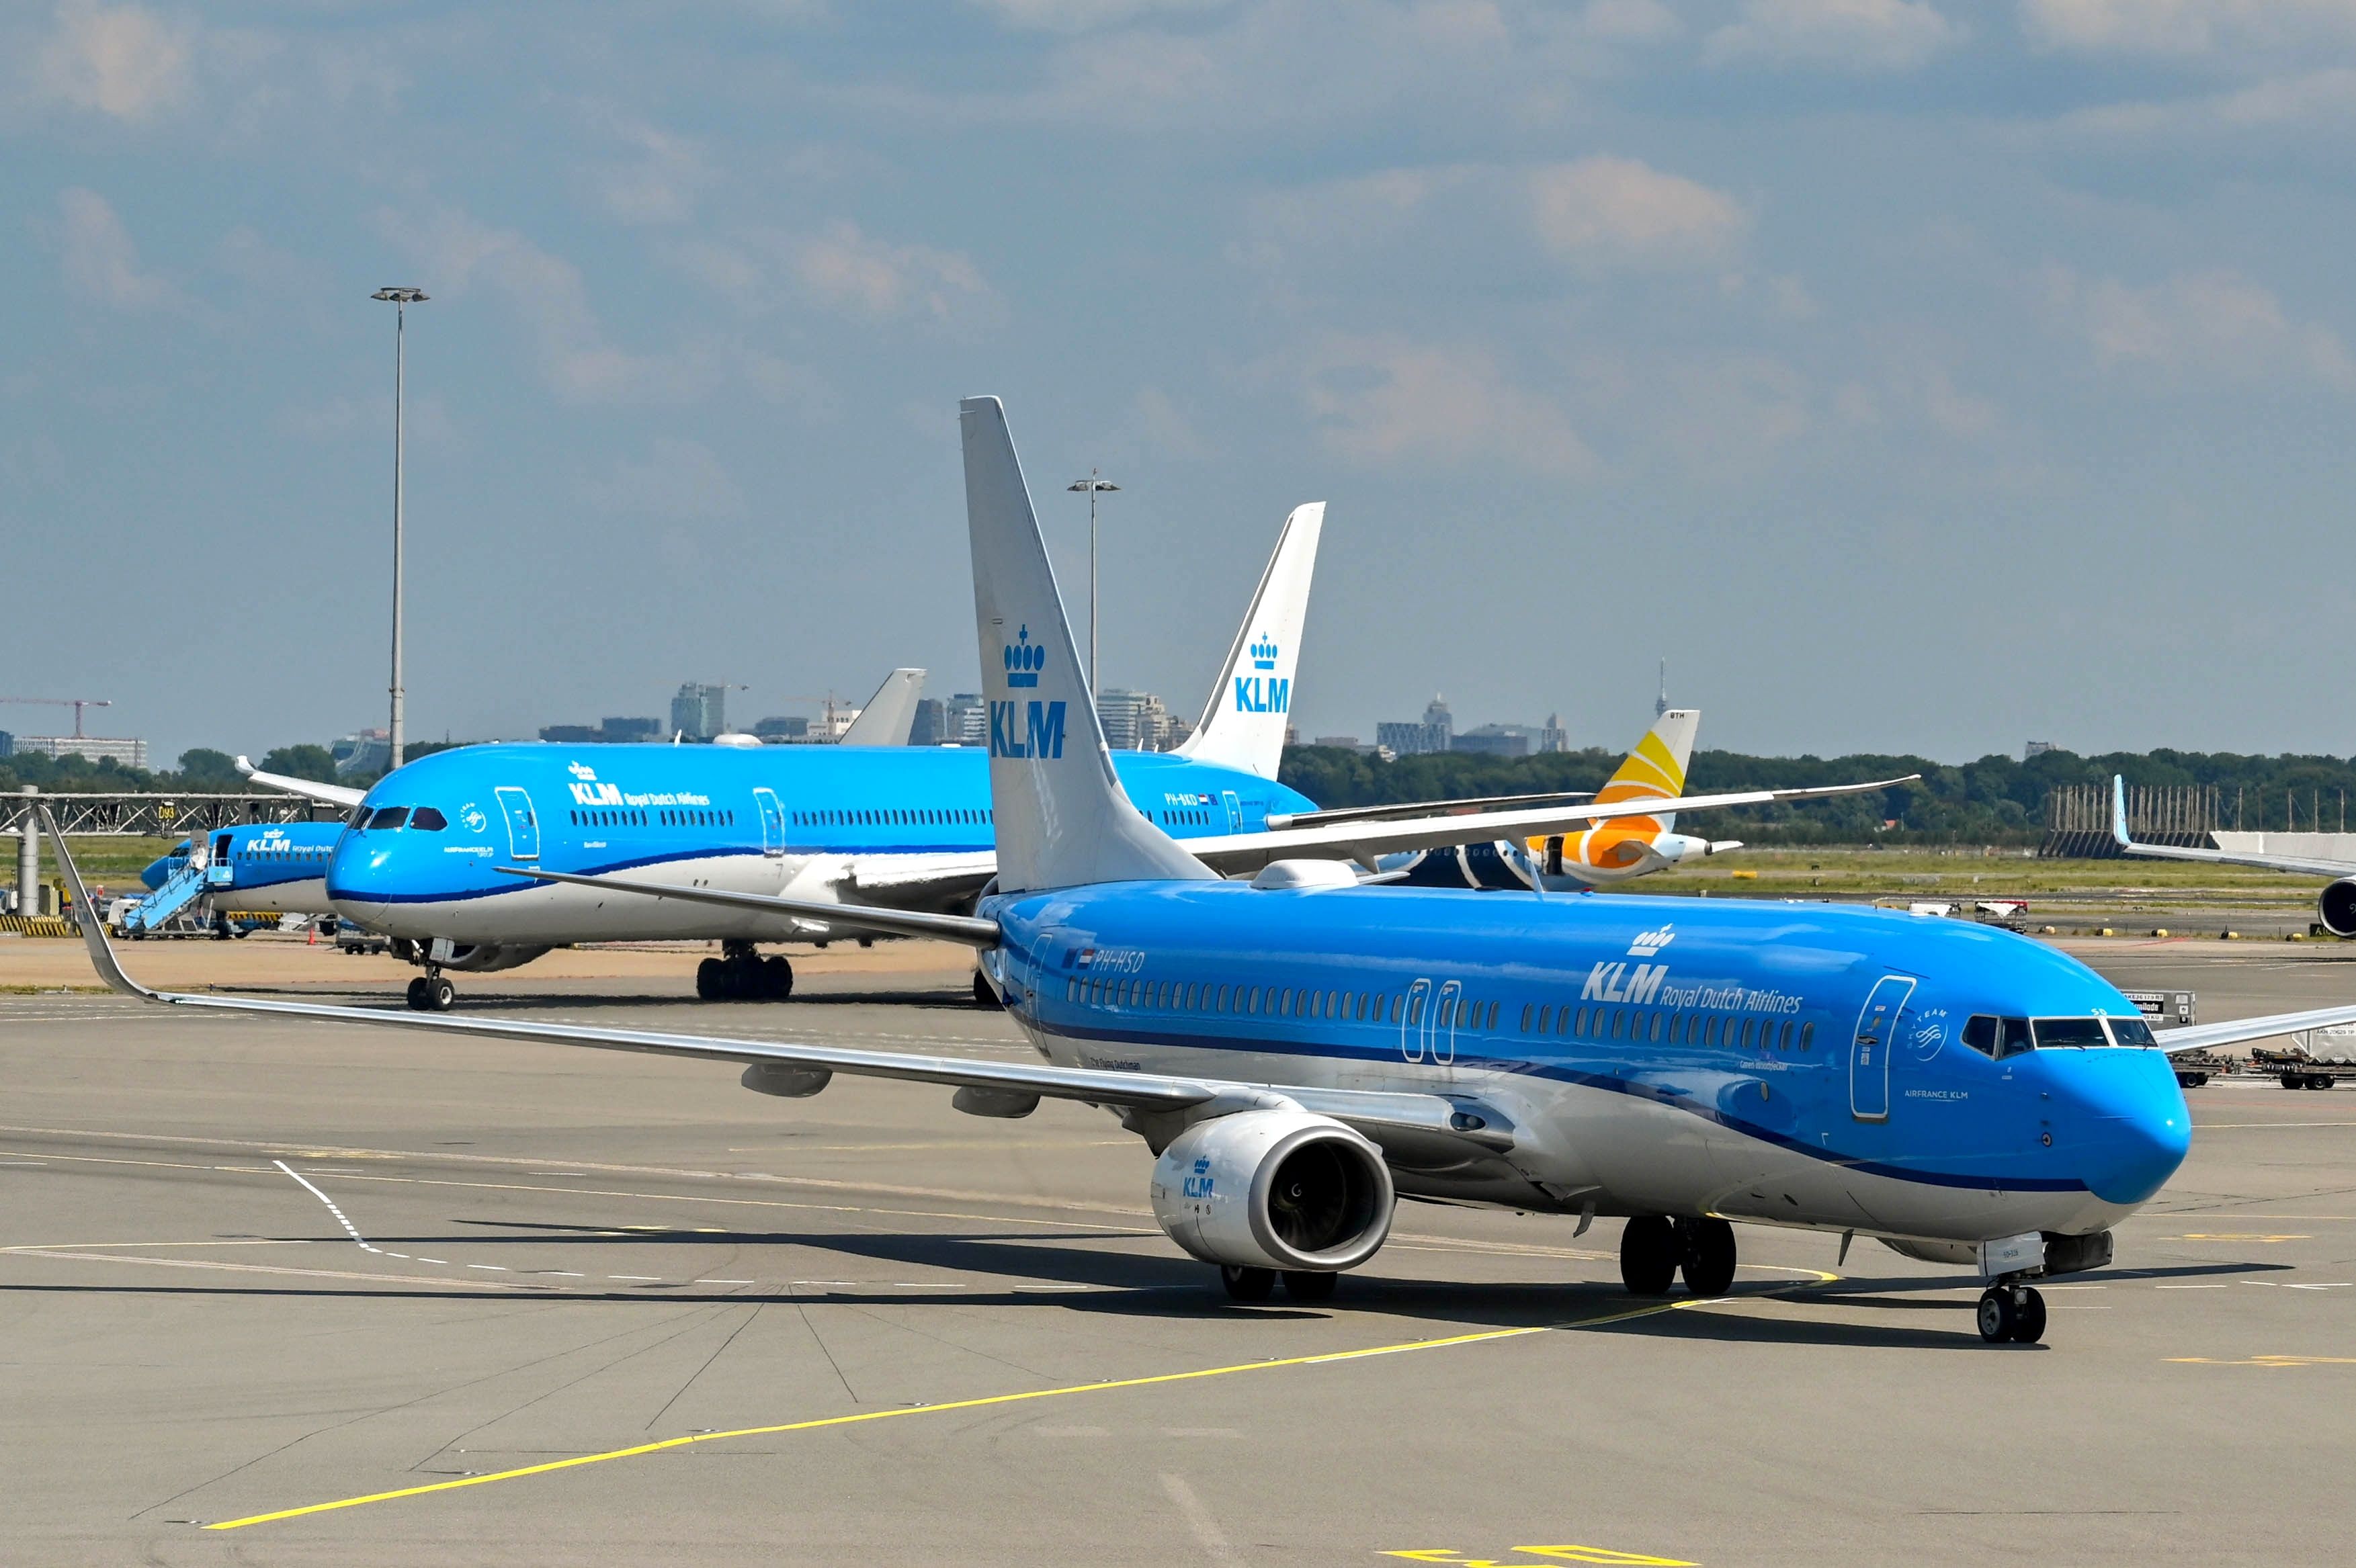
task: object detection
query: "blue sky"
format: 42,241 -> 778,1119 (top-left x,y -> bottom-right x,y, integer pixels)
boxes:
6,0 -> 2356,767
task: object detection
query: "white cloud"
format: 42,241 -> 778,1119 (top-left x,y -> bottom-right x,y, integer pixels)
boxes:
1579,0 -> 1683,42
1302,336 -> 1595,475
792,220 -> 1003,328
589,120 -> 712,226
2048,266 -> 2356,389
967,0 -> 1236,32
580,437 -> 748,521
382,206 -> 743,403
1704,0 -> 1961,71
35,1 -> 190,120
2020,0 -> 2356,57
2060,67 -> 2356,136
1528,157 -> 1746,269
53,188 -> 175,309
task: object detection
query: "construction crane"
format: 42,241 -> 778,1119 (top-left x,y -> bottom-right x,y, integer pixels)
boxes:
1,697 -> 112,737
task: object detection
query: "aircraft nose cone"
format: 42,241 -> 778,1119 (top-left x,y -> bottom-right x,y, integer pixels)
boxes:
2083,1063 -> 2191,1206
325,840 -> 398,923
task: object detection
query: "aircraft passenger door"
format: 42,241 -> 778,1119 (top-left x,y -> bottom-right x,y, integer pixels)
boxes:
753,788 -> 786,858
1400,978 -> 1431,1063
1221,791 -> 1243,832
494,787 -> 540,862
1850,975 -> 1915,1122
1434,979 -> 1462,1065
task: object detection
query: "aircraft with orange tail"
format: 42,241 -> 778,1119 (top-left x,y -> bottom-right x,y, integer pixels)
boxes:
1374,708 -> 1746,890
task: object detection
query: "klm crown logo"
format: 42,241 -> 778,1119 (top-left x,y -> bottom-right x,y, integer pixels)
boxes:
1232,629 -> 1289,715
1003,625 -> 1046,689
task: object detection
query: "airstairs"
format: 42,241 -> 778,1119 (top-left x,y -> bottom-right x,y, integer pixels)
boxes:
120,848 -> 226,934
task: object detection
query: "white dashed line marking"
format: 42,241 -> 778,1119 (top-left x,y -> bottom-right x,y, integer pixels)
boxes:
271,1160 -> 386,1256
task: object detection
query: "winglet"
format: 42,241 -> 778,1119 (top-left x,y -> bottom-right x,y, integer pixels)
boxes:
235,754 -> 366,810
840,669 -> 927,747
38,807 -> 164,1002
1175,501 -> 1323,781
2111,774 -> 2132,850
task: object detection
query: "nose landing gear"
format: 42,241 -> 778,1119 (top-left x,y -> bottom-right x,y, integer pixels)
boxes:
405,972 -> 456,1012
1976,1282 -> 2048,1344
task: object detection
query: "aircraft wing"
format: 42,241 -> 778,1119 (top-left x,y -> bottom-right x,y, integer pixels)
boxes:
2156,1005 -> 2356,1055
1265,789 -> 1594,830
235,755 -> 366,810
42,810 -> 1507,1150
1190,775 -> 1919,874
845,855 -> 999,898
2111,775 -> 2356,876
496,866 -> 1002,947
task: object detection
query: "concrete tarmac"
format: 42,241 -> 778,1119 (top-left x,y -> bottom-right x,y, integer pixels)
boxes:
1,945 -> 2351,1565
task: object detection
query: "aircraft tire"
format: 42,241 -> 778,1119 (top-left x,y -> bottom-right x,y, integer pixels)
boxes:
427,976 -> 456,1012
1619,1215 -> 1678,1297
1976,1287 -> 2018,1343
1220,1265 -> 1275,1303
2010,1287 -> 2047,1344
763,956 -> 794,1000
1281,1270 -> 1337,1303
1679,1217 -> 1738,1296
405,976 -> 431,1010
696,958 -> 724,1001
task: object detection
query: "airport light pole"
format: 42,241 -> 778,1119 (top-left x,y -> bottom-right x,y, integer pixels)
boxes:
1066,472 -> 1120,703
372,286 -> 427,771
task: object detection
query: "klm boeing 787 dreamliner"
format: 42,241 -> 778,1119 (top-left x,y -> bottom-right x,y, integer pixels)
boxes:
50,395 -> 2356,1343
300,503 -> 1900,1011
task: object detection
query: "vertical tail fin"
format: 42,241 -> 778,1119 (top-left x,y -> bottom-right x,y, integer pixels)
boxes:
960,397 -> 1214,895
839,668 -> 926,746
1599,707 -> 1698,832
1175,502 -> 1323,781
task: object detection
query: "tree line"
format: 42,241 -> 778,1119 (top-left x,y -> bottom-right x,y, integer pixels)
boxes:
9,739 -> 2355,849
1277,744 -> 2356,847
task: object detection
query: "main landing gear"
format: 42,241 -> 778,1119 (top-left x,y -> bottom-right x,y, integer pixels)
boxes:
405,972 -> 456,1012
1619,1215 -> 1738,1297
1219,1265 -> 1337,1303
696,943 -> 794,1002
1976,1282 -> 2048,1345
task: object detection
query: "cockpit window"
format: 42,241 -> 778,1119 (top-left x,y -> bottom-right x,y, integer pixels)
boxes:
1963,1015 -> 2034,1059
2032,1017 -> 2111,1050
2106,1015 -> 2158,1047
411,807 -> 448,831
347,804 -> 371,828
367,806 -> 409,830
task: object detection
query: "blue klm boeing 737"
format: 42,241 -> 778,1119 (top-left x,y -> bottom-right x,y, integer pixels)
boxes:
49,394 -> 2356,1344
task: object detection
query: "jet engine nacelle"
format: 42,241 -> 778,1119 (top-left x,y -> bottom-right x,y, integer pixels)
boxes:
2320,879 -> 2356,939
1148,1109 -> 1395,1273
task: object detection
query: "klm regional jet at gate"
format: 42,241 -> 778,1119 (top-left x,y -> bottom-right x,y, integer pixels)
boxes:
52,395 -> 2356,1344
122,822 -> 345,934
310,504 -> 1902,1012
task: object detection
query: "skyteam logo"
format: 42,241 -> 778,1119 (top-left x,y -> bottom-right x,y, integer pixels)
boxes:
1232,631 -> 1288,715
459,803 -> 489,835
1629,925 -> 1675,958
1003,625 -> 1045,689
